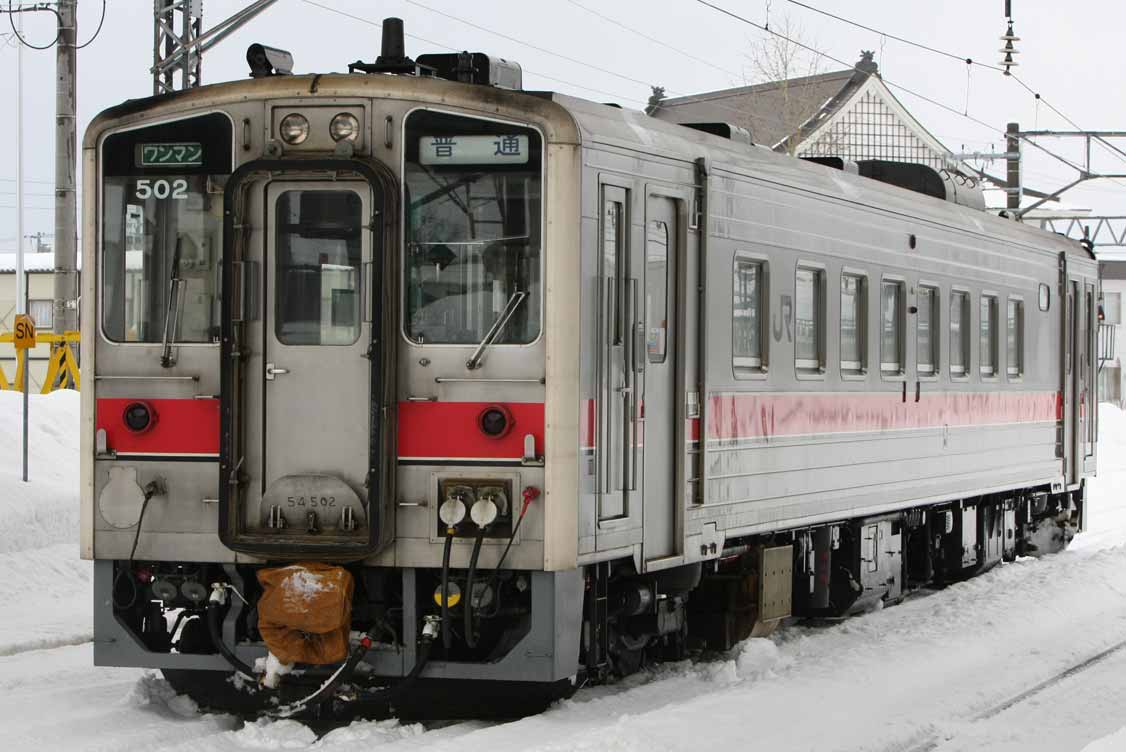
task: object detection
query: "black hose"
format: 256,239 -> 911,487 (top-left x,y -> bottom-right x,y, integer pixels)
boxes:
464,531 -> 485,648
440,530 -> 454,651
206,601 -> 257,680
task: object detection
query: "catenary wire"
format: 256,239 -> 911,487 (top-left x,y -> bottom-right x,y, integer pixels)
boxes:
779,0 -> 1126,174
75,0 -> 106,50
563,0 -> 743,80
693,0 -> 1001,135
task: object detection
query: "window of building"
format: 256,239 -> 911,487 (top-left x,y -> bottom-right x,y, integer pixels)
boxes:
980,295 -> 998,377
733,258 -> 765,372
880,280 -> 905,375
840,273 -> 866,374
917,285 -> 938,377
28,299 -> 53,331
1103,291 -> 1121,325
1007,298 -> 1024,378
950,291 -> 970,377
795,266 -> 824,373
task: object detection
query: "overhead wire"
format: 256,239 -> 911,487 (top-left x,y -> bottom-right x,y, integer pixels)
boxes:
778,0 -> 1126,176
300,0 -> 652,107
4,1 -> 61,50
693,0 -> 1000,134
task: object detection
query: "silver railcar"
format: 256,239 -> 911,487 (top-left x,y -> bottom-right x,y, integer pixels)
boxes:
82,30 -> 1095,717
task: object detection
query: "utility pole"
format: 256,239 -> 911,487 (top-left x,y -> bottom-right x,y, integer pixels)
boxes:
54,0 -> 79,338
1006,122 -> 1021,212
17,8 -> 28,482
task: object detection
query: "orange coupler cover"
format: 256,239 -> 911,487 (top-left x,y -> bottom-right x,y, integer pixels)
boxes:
256,563 -> 355,665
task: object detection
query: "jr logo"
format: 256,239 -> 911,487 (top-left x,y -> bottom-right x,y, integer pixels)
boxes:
772,294 -> 793,343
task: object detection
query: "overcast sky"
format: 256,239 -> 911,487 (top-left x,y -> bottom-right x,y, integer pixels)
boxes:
2,0 -> 1124,252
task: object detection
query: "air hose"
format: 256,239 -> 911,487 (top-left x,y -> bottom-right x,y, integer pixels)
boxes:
206,593 -> 257,680
464,529 -> 485,648
271,621 -> 437,719
440,527 -> 455,650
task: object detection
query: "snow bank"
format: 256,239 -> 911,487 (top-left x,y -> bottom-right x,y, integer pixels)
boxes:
1080,725 -> 1126,752
0,390 -> 80,554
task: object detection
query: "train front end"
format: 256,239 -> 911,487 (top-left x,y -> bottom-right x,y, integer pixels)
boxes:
81,56 -> 583,716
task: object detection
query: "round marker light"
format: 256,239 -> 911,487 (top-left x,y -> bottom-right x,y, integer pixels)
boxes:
122,401 -> 156,434
329,112 -> 360,142
279,113 -> 310,145
470,499 -> 498,529
439,497 -> 467,527
478,405 -> 514,439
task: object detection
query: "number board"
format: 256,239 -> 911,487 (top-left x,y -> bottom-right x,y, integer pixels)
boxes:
137,142 -> 204,168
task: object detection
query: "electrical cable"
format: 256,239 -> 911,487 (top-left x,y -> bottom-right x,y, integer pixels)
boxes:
487,487 -> 540,591
75,0 -> 106,50
5,1 -> 61,50
110,480 -> 163,611
693,0 -> 1001,134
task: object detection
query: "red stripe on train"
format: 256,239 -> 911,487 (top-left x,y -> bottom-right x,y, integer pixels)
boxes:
706,390 -> 1062,441
96,398 -> 220,455
398,401 -> 544,459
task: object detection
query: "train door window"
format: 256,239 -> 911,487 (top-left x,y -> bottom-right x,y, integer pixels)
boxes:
274,190 -> 363,345
980,294 -> 998,377
795,266 -> 824,374
733,256 -> 766,375
840,273 -> 866,376
1006,298 -> 1024,379
950,290 -> 970,377
646,219 -> 669,363
917,285 -> 939,377
880,280 -> 905,376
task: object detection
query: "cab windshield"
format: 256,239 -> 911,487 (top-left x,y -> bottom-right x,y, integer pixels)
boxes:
100,113 -> 231,343
404,110 -> 542,345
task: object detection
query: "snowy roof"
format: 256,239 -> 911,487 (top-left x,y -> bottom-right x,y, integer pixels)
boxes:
0,253 -> 59,273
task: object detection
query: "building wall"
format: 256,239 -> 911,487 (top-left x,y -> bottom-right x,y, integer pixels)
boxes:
0,272 -> 62,391
1100,279 -> 1125,407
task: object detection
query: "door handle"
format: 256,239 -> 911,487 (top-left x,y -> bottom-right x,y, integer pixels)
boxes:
265,363 -> 289,381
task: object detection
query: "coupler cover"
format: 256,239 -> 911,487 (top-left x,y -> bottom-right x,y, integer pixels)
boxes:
256,563 -> 354,665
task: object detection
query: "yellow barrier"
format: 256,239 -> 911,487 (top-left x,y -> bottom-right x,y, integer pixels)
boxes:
0,331 -> 81,393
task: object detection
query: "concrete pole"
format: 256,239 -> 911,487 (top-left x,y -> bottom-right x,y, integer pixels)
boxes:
17,9 -> 27,482
1006,122 -> 1021,213
54,0 -> 79,339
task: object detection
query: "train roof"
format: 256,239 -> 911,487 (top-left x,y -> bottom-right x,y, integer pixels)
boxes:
84,72 -> 1092,265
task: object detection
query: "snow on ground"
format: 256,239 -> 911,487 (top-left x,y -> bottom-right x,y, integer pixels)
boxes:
3,399 -> 1126,750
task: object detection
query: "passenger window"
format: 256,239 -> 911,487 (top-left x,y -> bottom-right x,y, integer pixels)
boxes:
840,273 -> 866,374
950,291 -> 970,377
980,295 -> 998,377
917,286 -> 938,377
1007,299 -> 1023,378
733,258 -> 765,373
795,267 -> 824,373
880,280 -> 905,376
275,190 -> 362,346
645,220 -> 669,363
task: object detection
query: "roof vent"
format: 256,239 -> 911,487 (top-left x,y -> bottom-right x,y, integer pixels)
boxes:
681,122 -> 753,145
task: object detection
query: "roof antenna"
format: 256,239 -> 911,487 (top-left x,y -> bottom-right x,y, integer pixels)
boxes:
349,17 -> 422,75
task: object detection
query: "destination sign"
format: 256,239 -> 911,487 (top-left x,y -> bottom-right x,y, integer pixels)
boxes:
137,142 -> 204,168
419,134 -> 530,165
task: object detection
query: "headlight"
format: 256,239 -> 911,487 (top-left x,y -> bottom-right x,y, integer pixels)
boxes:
279,113 -> 309,145
329,112 -> 360,142
122,401 -> 155,433
478,405 -> 513,439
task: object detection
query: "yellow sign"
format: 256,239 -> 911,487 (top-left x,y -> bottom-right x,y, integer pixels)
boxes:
13,314 -> 36,350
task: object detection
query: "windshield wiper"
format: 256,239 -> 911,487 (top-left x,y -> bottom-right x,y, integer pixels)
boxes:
466,291 -> 527,370
160,235 -> 185,368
